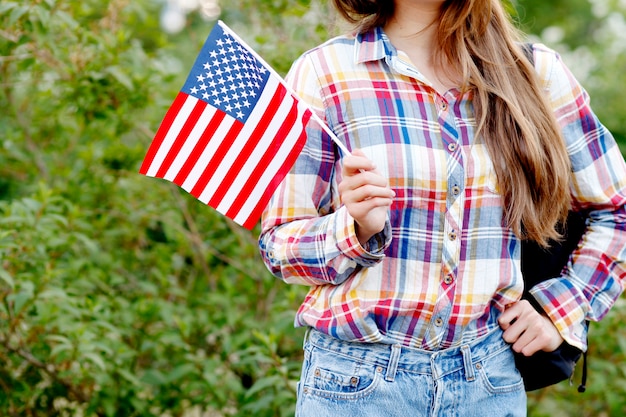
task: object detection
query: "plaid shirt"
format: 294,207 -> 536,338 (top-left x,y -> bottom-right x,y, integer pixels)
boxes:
259,28 -> 626,351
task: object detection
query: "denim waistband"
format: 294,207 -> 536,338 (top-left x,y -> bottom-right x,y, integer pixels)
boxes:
305,327 -> 511,382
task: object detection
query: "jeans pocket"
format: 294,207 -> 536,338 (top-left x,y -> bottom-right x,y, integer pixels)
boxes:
300,346 -> 382,400
476,346 -> 525,394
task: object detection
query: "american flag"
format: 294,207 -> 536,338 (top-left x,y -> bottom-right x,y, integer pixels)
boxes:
140,21 -> 313,229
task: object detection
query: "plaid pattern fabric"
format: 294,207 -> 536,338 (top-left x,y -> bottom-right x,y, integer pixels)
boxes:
259,28 -> 626,351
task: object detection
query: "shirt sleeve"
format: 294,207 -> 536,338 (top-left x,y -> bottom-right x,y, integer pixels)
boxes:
528,44 -> 626,350
258,52 -> 391,287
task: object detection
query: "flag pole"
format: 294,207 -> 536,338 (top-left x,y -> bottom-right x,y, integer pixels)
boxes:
217,20 -> 352,157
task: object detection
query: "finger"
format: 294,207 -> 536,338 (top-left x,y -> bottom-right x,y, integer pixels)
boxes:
510,326 -> 537,354
498,303 -> 523,330
515,334 -> 548,356
342,191 -> 393,212
343,149 -> 376,173
339,172 -> 393,200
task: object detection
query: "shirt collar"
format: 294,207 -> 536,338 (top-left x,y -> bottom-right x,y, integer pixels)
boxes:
354,27 -> 396,64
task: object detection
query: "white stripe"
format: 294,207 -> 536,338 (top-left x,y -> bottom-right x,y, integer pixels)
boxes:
214,91 -> 298,215
163,105 -> 218,182
146,96 -> 198,177
231,101 -> 309,224
179,112 -> 237,196
195,76 -> 283,203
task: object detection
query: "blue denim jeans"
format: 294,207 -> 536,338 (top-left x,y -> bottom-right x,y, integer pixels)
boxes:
296,328 -> 526,417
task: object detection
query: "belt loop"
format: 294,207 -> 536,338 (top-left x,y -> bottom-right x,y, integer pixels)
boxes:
461,345 -> 475,382
385,344 -> 402,382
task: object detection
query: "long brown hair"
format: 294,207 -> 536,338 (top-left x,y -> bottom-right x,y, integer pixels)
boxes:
333,0 -> 571,246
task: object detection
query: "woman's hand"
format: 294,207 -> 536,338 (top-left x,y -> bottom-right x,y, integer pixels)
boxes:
498,299 -> 564,355
338,149 -> 395,245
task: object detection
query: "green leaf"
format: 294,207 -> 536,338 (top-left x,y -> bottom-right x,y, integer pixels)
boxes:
245,374 -> 283,398
46,334 -> 73,345
117,368 -> 142,386
106,66 -> 134,90
38,288 -> 67,299
30,5 -> 51,28
164,363 -> 196,383
0,268 -> 15,289
84,352 -> 107,371
0,2 -> 17,16
10,290 -> 33,315
50,342 -> 74,357
141,369 -> 167,386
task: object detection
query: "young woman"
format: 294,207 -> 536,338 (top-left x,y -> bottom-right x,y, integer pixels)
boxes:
259,0 -> 626,415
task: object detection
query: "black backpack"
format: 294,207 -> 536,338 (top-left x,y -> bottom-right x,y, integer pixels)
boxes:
516,44 -> 589,392
518,211 -> 588,392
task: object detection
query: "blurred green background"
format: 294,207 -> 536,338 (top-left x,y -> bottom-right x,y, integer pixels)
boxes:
0,0 -> 624,415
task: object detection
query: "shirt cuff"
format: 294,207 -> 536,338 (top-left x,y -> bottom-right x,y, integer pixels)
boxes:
333,206 -> 391,267
529,278 -> 589,351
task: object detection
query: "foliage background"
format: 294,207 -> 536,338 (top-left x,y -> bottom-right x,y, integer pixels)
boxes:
0,0 -> 624,416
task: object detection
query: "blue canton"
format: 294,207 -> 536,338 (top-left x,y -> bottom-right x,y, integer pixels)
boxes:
182,25 -> 270,123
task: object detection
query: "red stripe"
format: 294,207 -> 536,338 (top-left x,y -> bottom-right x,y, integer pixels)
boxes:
224,98 -> 300,220
139,92 -> 188,174
195,85 -> 287,205
241,110 -> 312,229
189,120 -> 245,198
172,110 -> 227,186
155,98 -> 207,178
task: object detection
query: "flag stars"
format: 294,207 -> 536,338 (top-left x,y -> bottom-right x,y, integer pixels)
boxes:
187,31 -> 270,122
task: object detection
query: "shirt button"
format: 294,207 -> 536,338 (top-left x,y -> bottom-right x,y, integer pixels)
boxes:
444,274 -> 454,285
448,232 -> 457,241
434,317 -> 444,327
452,185 -> 461,195
441,101 -> 448,111
447,143 -> 457,152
